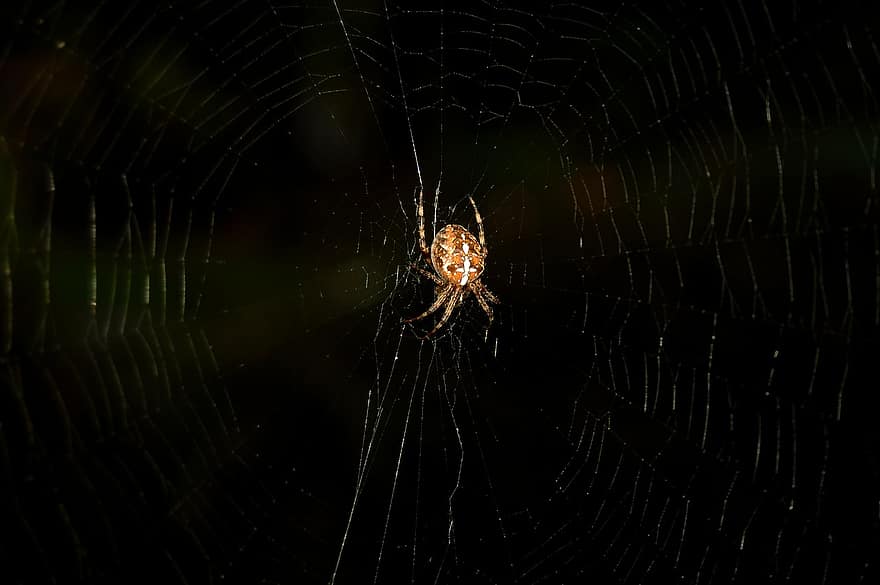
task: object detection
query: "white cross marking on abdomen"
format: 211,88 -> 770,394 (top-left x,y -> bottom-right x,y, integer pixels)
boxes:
456,242 -> 478,286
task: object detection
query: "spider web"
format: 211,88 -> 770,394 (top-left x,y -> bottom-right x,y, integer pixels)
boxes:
1,0 -> 878,584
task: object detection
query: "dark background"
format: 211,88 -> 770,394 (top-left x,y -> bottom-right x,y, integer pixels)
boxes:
1,1 -> 878,583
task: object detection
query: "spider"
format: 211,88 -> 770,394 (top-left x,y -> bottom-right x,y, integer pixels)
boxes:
404,189 -> 499,338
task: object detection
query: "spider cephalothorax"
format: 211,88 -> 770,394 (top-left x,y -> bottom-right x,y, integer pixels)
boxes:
404,190 -> 498,338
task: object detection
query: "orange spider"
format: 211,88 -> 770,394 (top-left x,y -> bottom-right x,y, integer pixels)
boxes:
404,190 -> 498,338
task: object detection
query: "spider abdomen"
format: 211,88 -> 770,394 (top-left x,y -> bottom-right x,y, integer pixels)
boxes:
430,224 -> 486,286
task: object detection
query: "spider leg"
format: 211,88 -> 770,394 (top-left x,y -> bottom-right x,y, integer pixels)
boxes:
417,189 -> 431,262
403,284 -> 454,324
473,284 -> 497,325
477,282 -> 499,305
408,262 -> 444,285
468,195 -> 487,253
422,288 -> 464,338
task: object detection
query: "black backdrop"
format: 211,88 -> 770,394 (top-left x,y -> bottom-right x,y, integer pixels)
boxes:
1,1 -> 878,583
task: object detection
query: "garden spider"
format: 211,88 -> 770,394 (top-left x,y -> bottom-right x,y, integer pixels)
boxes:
404,189 -> 499,338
